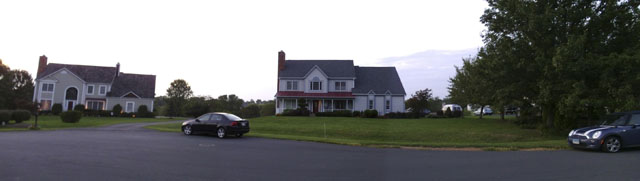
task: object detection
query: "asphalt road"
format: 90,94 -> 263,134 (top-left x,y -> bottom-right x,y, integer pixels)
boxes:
1,122 -> 640,181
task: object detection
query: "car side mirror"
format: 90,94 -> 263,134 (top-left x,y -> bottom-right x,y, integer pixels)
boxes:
195,119 -> 200,122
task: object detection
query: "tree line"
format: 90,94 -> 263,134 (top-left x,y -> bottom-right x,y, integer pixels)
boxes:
448,0 -> 640,131
155,79 -> 275,118
0,59 -> 35,110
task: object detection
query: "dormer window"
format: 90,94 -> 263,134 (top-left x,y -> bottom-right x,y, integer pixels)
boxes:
310,81 -> 322,90
310,77 -> 322,91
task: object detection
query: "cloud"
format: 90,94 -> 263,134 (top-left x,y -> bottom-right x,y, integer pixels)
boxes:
376,49 -> 478,98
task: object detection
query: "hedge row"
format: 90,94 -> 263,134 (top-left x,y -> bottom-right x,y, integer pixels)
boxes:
44,104 -> 154,118
0,110 -> 32,124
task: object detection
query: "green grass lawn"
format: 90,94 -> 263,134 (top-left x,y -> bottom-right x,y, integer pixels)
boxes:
0,115 -> 183,131
146,116 -> 568,150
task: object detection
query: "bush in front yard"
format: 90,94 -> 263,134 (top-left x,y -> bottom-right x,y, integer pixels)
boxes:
11,110 -> 31,123
453,110 -> 463,118
60,111 -> 82,123
445,107 -> 452,118
0,110 -> 11,125
281,108 -> 310,116
363,110 -> 378,118
112,104 -> 123,116
74,104 -> 86,112
240,104 -> 261,118
137,105 -> 154,118
52,104 -> 63,115
352,111 -> 362,117
316,110 -> 353,117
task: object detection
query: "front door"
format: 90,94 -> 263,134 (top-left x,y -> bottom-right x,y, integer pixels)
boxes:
313,100 -> 320,113
67,101 -> 75,111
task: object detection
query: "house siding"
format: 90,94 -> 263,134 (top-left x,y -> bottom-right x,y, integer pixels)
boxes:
106,98 -> 153,112
391,96 -> 405,112
375,96 -> 384,115
41,70 -> 85,111
354,96 -> 368,111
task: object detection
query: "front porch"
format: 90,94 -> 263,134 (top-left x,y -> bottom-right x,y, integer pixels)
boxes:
276,98 -> 354,114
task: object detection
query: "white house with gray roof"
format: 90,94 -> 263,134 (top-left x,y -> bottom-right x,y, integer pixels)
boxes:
275,51 -> 406,115
32,55 -> 155,113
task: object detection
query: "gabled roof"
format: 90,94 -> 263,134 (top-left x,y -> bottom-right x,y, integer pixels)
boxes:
352,66 -> 406,95
279,60 -> 356,78
36,63 -> 116,83
108,73 -> 156,99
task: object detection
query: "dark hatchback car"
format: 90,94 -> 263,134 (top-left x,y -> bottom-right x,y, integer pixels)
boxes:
568,111 -> 640,153
182,112 -> 250,138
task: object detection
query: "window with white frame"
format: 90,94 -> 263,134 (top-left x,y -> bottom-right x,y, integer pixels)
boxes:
368,100 -> 374,109
99,85 -> 107,95
126,102 -> 135,113
335,81 -> 346,91
310,81 -> 322,90
42,83 -> 54,92
87,85 -> 94,95
40,100 -> 52,110
284,99 -> 297,109
86,101 -> 105,110
286,81 -> 298,90
386,100 -> 390,110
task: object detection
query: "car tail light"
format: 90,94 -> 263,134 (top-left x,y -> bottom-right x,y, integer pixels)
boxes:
231,122 -> 238,126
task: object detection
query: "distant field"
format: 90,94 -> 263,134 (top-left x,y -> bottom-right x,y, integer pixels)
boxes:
0,116 -> 183,131
146,116 -> 567,150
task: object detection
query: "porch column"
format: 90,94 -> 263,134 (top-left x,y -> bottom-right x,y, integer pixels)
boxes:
331,99 -> 334,112
295,99 -> 298,109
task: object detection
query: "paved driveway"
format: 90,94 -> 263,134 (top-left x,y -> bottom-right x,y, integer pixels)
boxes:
1,122 -> 639,181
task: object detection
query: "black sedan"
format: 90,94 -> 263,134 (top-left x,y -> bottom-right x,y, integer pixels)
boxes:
182,112 -> 250,138
568,111 -> 640,153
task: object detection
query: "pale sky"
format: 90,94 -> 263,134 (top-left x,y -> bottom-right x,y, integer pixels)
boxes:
0,0 -> 487,100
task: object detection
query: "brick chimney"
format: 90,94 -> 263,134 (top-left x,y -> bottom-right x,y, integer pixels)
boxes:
115,62 -> 120,77
278,50 -> 285,71
37,55 -> 48,77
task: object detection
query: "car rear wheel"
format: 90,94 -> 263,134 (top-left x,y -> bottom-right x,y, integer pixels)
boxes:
183,125 -> 193,135
217,127 -> 226,139
602,136 -> 621,153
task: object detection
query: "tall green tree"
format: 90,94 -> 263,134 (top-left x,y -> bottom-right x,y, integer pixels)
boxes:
166,79 -> 193,117
0,59 -> 10,109
406,88 -> 433,115
450,0 -> 640,128
9,70 -> 35,110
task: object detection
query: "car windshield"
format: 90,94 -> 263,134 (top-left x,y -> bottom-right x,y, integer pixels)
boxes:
601,114 -> 627,126
225,114 -> 243,121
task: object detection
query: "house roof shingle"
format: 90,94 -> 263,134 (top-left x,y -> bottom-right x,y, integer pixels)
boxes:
352,66 -> 406,95
36,63 -> 116,83
107,73 -> 156,99
278,60 -> 356,78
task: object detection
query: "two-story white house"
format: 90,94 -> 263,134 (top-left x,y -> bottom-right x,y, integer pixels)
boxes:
275,51 -> 406,115
32,55 -> 156,113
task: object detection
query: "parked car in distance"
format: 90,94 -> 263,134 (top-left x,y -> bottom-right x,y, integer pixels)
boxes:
182,112 -> 250,138
442,104 -> 463,112
568,111 -> 640,153
474,107 -> 493,116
